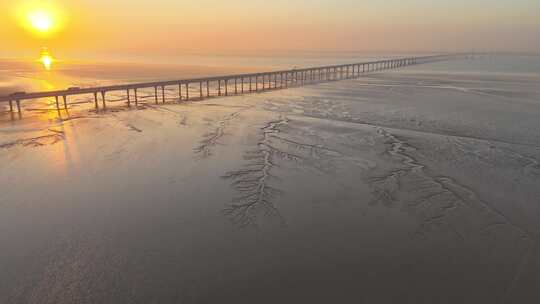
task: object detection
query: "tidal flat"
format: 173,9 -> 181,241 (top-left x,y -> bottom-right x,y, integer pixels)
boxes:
1,57 -> 540,303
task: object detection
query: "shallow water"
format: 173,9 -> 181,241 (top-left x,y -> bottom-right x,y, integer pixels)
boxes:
1,56 -> 539,303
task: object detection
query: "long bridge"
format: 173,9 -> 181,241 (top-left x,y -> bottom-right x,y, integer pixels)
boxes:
0,54 -> 470,115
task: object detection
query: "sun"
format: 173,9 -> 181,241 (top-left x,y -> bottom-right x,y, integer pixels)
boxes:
14,3 -> 65,37
28,10 -> 54,32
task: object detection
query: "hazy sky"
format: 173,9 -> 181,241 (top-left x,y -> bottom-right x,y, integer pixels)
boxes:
1,0 -> 539,59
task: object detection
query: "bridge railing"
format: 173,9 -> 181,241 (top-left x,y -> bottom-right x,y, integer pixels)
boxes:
0,53 -> 470,115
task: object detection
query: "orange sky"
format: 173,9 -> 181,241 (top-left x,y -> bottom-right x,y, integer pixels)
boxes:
1,0 -> 539,60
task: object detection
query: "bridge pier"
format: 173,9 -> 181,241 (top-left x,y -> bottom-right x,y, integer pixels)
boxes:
101,91 -> 106,109
200,82 -> 203,99
161,86 -> 166,103
127,89 -> 131,107
93,93 -> 98,109
178,83 -> 182,101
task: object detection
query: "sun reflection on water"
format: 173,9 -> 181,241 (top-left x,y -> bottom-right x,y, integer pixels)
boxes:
39,48 -> 54,70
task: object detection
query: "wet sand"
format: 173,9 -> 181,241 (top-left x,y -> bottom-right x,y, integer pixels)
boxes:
1,67 -> 540,303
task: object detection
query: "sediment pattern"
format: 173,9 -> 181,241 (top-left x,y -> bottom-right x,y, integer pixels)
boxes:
369,127 -> 538,299
0,129 -> 65,150
222,116 -> 341,228
222,118 -> 289,228
194,108 -> 251,158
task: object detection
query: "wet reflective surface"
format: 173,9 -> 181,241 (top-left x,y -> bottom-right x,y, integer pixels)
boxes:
1,56 -> 540,303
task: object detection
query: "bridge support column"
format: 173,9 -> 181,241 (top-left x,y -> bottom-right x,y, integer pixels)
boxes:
134,89 -> 138,106
93,93 -> 98,110
185,83 -> 189,100
16,100 -> 21,113
178,83 -> 182,101
207,81 -> 210,97
161,86 -> 166,103
101,92 -> 106,109
56,96 -> 61,110
127,89 -> 131,107
63,95 -> 68,110
200,82 -> 203,99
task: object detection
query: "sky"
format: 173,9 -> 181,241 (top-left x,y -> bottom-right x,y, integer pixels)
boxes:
0,0 -> 539,60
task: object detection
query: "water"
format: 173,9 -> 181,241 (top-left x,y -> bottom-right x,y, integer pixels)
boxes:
0,52 -> 432,96
1,54 -> 539,303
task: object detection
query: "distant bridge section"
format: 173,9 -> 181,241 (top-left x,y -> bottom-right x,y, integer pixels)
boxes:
0,54 -> 471,116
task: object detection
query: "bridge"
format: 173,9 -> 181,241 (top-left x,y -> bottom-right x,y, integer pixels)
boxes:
0,54 -> 470,116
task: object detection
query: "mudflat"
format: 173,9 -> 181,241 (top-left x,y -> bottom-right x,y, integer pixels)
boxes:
1,69 -> 539,303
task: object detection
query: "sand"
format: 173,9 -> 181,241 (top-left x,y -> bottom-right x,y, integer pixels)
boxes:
1,67 -> 539,303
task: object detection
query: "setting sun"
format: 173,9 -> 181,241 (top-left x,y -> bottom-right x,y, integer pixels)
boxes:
13,2 -> 65,38
28,10 -> 53,32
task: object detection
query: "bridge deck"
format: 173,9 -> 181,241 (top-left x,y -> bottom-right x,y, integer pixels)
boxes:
1,54 -> 468,115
